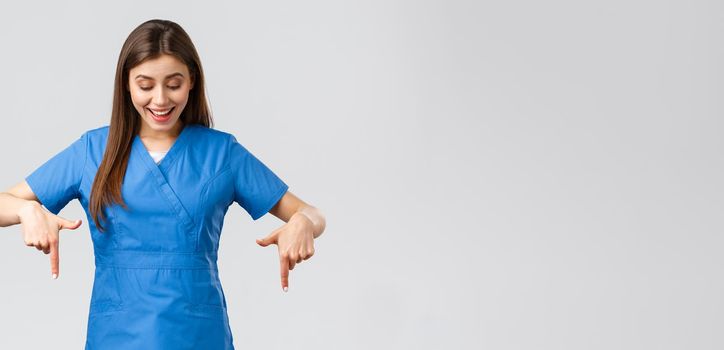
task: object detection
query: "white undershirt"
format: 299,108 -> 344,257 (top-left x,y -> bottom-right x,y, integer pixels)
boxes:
148,151 -> 168,164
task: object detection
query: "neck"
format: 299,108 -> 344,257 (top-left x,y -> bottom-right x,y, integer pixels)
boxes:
139,120 -> 185,140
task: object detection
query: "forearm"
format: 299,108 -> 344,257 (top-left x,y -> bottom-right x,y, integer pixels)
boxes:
0,192 -> 38,227
292,205 -> 326,239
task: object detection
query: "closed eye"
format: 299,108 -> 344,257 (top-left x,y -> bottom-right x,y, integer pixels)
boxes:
140,86 -> 181,91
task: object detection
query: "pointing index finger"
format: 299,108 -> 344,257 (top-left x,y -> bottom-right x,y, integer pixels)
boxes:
280,255 -> 289,292
50,240 -> 59,279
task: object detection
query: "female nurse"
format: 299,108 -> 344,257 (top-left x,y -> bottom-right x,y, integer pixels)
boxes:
0,19 -> 326,349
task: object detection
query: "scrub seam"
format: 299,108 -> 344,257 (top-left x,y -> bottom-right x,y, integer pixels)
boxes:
197,166 -> 232,250
77,131 -> 89,199
226,134 -> 237,205
96,249 -> 218,254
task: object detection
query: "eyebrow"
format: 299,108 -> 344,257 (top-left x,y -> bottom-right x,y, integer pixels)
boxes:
134,72 -> 184,80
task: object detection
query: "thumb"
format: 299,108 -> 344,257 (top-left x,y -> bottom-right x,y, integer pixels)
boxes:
58,217 -> 82,230
256,230 -> 279,247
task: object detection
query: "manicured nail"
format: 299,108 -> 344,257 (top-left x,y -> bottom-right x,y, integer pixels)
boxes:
283,286 -> 288,292
52,273 -> 58,279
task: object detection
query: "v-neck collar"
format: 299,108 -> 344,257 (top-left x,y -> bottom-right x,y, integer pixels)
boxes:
130,123 -> 196,234
133,123 -> 193,173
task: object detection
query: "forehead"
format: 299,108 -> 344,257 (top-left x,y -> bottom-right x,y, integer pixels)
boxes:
130,54 -> 189,80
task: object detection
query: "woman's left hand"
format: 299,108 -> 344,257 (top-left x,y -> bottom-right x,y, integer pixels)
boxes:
256,212 -> 316,292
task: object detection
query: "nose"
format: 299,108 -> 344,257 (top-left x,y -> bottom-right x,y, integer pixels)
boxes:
152,86 -> 170,106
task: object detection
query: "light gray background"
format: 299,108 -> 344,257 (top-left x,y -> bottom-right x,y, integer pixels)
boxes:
0,0 -> 722,349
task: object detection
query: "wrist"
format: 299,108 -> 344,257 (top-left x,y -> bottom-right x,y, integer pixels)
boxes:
292,210 -> 314,228
293,206 -> 325,239
17,200 -> 40,223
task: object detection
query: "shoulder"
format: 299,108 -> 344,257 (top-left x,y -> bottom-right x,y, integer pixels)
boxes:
84,124 -> 110,141
87,125 -> 110,134
189,124 -> 232,139
78,125 -> 110,152
187,124 -> 233,140
81,124 -> 240,149
190,126 -> 256,167
74,125 -> 110,161
188,125 -> 242,149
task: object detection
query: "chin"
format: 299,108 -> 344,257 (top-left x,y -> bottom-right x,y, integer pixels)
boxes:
142,116 -> 181,130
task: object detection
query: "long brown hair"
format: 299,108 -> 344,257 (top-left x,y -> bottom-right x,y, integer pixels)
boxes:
89,19 -> 213,232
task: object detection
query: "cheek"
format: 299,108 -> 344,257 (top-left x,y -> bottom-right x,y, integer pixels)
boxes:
130,90 -> 150,106
171,90 -> 191,105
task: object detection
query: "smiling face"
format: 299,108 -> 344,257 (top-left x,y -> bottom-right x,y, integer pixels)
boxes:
128,54 -> 194,136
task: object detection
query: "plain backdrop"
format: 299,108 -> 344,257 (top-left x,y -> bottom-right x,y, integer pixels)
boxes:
0,0 -> 722,349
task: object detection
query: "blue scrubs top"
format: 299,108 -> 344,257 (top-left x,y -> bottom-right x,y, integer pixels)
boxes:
25,124 -> 289,349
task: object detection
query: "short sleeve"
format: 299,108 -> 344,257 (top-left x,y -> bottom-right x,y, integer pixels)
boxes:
25,132 -> 88,215
228,134 -> 289,220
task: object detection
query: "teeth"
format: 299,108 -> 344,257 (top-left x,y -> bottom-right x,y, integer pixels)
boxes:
149,108 -> 173,116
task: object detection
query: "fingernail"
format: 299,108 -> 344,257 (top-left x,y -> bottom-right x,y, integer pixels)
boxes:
52,273 -> 58,279
283,286 -> 288,292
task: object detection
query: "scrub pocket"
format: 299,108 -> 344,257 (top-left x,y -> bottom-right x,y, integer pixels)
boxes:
88,267 -> 124,316
185,302 -> 227,320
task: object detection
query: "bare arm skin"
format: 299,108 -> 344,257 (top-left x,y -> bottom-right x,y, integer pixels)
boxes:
0,180 -> 83,279
260,190 -> 327,292
0,180 -> 40,227
268,190 -> 326,239
2,182 -> 326,288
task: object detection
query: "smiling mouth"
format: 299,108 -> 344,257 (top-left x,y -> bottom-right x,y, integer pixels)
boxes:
147,107 -> 175,117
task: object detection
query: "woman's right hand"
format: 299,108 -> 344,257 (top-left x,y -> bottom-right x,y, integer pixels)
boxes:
16,201 -> 82,279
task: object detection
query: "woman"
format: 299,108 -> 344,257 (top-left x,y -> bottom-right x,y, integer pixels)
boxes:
0,19 -> 325,349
